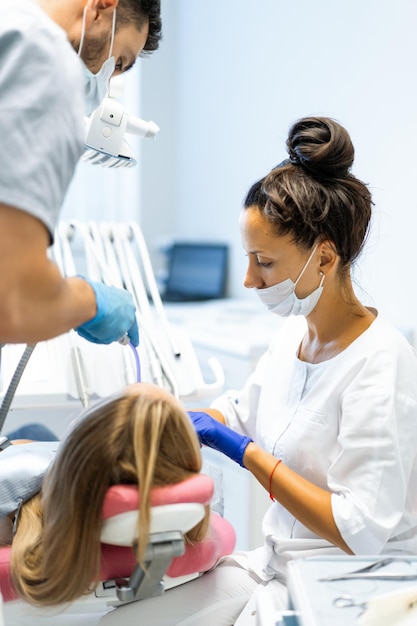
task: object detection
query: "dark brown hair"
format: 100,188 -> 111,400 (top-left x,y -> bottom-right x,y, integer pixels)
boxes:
117,0 -> 162,54
244,117 -> 373,269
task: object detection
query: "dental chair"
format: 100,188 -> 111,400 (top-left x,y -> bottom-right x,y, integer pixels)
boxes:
1,473 -> 235,625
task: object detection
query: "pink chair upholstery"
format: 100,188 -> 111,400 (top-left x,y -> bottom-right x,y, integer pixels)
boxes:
0,548 -> 13,603
0,474 -> 236,606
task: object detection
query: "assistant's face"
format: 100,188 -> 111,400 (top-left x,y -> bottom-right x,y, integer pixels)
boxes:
239,206 -> 320,299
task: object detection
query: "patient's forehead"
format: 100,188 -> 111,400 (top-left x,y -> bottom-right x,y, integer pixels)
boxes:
68,383 -> 180,437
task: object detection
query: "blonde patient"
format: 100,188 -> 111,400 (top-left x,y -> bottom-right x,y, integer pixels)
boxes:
4,383 -> 209,607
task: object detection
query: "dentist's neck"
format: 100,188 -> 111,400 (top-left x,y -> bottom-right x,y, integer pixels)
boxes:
36,0 -> 83,37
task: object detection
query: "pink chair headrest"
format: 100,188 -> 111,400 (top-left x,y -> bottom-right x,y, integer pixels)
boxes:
102,474 -> 214,520
100,473 -> 235,581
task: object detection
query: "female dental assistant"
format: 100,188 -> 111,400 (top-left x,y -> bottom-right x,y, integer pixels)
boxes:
0,0 -> 161,346
119,116 -> 417,625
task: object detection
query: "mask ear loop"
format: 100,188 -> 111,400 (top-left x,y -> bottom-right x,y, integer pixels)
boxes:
77,6 -> 88,57
108,8 -> 116,59
294,242 -> 320,288
78,6 -> 115,59
77,5 -> 87,56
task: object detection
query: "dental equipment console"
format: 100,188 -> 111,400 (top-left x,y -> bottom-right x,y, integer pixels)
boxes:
0,221 -> 224,438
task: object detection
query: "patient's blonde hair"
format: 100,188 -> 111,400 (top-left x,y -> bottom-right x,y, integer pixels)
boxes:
11,383 -> 208,606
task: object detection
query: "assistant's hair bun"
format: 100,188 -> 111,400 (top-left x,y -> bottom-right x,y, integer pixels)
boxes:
286,117 -> 354,179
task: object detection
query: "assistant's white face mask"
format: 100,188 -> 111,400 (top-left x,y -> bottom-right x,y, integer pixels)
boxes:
78,6 -> 117,115
255,243 -> 325,317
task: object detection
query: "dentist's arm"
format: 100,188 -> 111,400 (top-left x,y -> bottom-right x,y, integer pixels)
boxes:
0,205 -> 138,345
243,441 -> 352,554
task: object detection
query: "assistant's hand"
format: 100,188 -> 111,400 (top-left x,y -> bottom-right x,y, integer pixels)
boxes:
188,411 -> 253,468
76,277 -> 139,346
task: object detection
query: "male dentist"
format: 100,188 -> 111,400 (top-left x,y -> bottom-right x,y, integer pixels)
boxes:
0,0 -> 161,346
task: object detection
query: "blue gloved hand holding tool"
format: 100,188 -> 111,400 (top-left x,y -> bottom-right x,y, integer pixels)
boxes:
188,411 -> 253,468
76,277 -> 139,346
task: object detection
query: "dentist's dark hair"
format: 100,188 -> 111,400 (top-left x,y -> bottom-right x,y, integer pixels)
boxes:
118,0 -> 162,54
243,117 -> 373,270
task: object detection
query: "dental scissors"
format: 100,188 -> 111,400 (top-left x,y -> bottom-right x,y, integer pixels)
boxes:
319,557 -> 417,581
333,594 -> 367,614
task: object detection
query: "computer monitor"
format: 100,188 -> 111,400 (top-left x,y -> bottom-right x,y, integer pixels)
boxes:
163,242 -> 228,302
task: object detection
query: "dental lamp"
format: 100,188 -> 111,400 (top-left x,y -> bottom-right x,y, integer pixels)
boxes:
82,97 -> 160,168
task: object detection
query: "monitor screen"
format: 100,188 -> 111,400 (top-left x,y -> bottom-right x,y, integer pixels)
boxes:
163,243 -> 228,302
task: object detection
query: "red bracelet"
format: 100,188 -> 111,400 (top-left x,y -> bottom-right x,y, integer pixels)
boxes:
269,459 -> 282,501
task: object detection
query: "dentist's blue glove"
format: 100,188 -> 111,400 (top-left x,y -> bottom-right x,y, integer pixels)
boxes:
76,277 -> 139,346
188,411 -> 253,468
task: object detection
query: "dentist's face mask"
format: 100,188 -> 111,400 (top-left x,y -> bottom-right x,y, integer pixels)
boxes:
78,7 -> 117,115
255,243 -> 325,317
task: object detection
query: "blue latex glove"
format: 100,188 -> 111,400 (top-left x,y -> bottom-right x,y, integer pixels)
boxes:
76,277 -> 139,346
188,411 -> 253,468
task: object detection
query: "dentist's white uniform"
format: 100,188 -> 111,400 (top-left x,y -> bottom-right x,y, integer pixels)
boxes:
216,314 -> 417,563
0,0 -> 85,239
111,313 -> 417,625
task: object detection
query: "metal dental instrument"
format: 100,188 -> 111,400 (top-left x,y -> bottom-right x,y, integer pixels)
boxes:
333,594 -> 367,615
319,557 -> 416,582
323,572 -> 417,581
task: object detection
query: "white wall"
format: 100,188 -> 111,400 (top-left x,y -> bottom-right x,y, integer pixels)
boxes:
139,0 -> 417,337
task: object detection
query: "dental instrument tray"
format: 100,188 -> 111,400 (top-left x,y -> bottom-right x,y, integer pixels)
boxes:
286,555 -> 417,626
